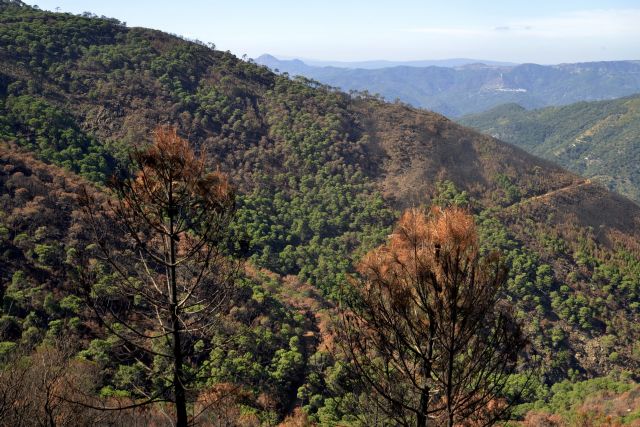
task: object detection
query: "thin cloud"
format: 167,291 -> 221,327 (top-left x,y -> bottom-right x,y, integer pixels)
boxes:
401,27 -> 486,36
493,25 -> 533,32
403,9 -> 640,39
509,9 -> 640,38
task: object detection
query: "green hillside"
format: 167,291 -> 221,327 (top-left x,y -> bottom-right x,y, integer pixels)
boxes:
459,95 -> 640,203
0,2 -> 639,424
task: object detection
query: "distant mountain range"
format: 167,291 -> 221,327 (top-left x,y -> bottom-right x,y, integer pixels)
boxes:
255,55 -> 640,117
257,54 -> 517,70
459,94 -> 640,203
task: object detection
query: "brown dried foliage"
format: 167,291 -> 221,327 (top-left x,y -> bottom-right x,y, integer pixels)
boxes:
341,206 -> 529,427
79,126 -> 237,426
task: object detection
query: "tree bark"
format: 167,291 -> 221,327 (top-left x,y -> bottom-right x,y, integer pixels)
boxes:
416,388 -> 429,427
169,192 -> 188,427
446,263 -> 459,427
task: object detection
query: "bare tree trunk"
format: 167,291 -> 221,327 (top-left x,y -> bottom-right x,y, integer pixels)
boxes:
169,197 -> 188,427
172,313 -> 188,427
171,301 -> 188,427
416,389 -> 429,427
446,264 -> 459,427
417,328 -> 435,427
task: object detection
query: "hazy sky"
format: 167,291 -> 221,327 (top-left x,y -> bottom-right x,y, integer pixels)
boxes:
25,0 -> 640,64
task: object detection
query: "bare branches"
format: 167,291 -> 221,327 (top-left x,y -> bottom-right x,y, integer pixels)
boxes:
340,207 -> 529,427
0,344 -> 121,427
78,126 -> 237,426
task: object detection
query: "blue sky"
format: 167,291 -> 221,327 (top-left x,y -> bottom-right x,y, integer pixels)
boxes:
26,0 -> 640,64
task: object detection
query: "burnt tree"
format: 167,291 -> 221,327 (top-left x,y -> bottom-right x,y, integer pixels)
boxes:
80,127 -> 236,426
341,207 -> 528,427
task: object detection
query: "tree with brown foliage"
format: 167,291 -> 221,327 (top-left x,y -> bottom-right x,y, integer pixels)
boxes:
80,127 -> 236,427
340,207 -> 528,427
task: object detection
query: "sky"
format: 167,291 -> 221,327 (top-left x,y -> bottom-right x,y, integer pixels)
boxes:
25,0 -> 640,64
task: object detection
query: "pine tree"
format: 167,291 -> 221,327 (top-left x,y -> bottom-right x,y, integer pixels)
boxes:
341,207 -> 528,426
80,126 -> 236,426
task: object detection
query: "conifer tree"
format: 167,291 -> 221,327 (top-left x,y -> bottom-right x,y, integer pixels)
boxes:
341,207 -> 528,427
80,127 -> 236,426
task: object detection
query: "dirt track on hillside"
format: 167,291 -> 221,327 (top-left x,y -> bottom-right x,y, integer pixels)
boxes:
510,179 -> 593,207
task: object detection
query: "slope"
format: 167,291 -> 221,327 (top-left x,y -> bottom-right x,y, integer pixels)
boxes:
459,95 -> 640,203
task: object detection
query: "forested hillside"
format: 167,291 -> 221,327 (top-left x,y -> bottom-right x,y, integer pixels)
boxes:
459,95 -> 640,204
0,2 -> 639,424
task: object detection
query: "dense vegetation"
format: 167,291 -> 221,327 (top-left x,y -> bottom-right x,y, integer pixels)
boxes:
256,55 -> 640,117
459,95 -> 640,203
512,373 -> 640,425
0,145 -> 330,423
0,2 -> 639,424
